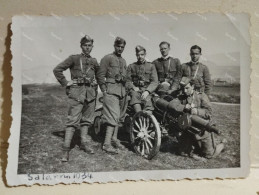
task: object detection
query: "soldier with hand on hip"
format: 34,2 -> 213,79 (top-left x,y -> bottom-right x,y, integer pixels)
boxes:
53,35 -> 99,162
96,37 -> 127,154
171,77 -> 225,160
126,45 -> 158,113
152,41 -> 182,95
180,45 -> 212,95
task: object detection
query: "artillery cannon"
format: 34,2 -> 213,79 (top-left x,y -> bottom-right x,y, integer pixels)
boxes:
152,96 -> 221,135
93,94 -> 221,160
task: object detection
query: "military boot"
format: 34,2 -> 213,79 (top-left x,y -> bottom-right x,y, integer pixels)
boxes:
111,126 -> 125,150
61,126 -> 75,162
211,143 -> 224,158
61,147 -> 70,162
199,132 -> 218,159
103,125 -> 119,154
80,125 -> 95,154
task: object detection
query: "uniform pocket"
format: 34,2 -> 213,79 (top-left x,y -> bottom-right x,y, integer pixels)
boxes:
86,87 -> 97,102
68,86 -> 86,103
106,83 -> 118,95
168,70 -> 176,79
144,70 -> 151,81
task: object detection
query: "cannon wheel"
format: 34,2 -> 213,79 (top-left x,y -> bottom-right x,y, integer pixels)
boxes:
93,115 -> 102,137
130,111 -> 161,160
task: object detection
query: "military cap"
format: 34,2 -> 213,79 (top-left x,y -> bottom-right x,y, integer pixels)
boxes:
135,45 -> 146,53
114,36 -> 126,45
80,35 -> 93,45
180,77 -> 192,87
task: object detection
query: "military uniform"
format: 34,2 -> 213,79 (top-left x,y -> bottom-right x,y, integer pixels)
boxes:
180,62 -> 212,95
96,52 -> 127,126
96,37 -> 127,154
172,91 -> 212,120
53,35 -> 99,161
152,56 -> 181,94
173,77 -> 224,159
126,60 -> 158,111
54,54 -> 99,127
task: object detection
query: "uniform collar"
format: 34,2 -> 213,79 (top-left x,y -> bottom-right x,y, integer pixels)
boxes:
81,53 -> 91,58
113,52 -> 121,57
161,55 -> 171,61
137,60 -> 146,65
189,61 -> 200,66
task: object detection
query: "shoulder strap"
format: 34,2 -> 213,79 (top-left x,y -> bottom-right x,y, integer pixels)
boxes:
193,64 -> 200,79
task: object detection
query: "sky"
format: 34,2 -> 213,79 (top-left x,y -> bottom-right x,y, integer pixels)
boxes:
18,13 -> 249,84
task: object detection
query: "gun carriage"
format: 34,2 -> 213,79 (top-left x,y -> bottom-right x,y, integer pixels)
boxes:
93,93 -> 220,160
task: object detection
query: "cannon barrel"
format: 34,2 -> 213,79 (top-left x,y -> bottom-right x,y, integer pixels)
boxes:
153,96 -> 221,135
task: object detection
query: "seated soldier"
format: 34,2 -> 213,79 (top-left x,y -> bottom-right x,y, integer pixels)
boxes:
126,45 -> 158,113
173,77 -> 225,159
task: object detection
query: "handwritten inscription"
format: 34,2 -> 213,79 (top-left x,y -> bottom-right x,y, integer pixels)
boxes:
27,172 -> 93,181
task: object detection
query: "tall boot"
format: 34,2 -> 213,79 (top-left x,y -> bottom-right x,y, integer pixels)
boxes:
103,125 -> 118,154
199,132 -> 217,159
133,103 -> 142,113
111,126 -> 125,150
80,125 -> 94,154
61,126 -> 75,162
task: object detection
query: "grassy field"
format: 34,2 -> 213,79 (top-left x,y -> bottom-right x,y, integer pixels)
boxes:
210,85 -> 240,103
18,84 -> 240,174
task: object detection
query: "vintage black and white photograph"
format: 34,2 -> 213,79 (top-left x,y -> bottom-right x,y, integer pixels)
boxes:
7,13 -> 250,185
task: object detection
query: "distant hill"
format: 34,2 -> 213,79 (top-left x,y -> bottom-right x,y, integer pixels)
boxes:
202,52 -> 240,82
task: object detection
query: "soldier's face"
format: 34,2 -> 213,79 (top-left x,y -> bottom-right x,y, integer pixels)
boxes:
184,83 -> 194,96
160,44 -> 170,57
190,48 -> 201,62
81,42 -> 93,55
136,50 -> 146,63
114,43 -> 125,55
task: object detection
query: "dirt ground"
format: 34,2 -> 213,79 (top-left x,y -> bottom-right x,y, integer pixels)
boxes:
18,84 -> 240,174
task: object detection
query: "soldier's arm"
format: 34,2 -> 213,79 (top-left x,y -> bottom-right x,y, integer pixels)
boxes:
170,98 -> 186,113
93,58 -> 100,72
146,64 -> 159,93
96,56 -> 109,92
203,65 -> 212,95
53,56 -> 73,87
197,93 -> 212,119
125,65 -> 134,91
171,58 -> 182,91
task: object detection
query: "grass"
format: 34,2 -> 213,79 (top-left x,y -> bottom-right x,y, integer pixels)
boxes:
210,85 -> 240,103
18,84 -> 240,174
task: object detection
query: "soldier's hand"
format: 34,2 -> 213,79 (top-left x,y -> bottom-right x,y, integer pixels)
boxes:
161,81 -> 170,87
191,108 -> 198,115
67,80 -> 74,87
133,86 -> 140,92
185,104 -> 191,110
141,91 -> 149,100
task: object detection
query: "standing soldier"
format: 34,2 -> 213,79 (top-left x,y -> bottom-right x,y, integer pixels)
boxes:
181,45 -> 212,95
126,45 -> 158,113
53,35 -> 99,162
152,41 -> 182,95
96,37 -> 127,154
172,77 -> 224,159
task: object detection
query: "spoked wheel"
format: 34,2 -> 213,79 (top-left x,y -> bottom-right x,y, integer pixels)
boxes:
93,115 -> 102,137
130,111 -> 161,160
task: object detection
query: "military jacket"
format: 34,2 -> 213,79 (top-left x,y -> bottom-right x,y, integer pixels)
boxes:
152,57 -> 181,90
126,61 -> 158,93
180,62 -> 212,95
172,91 -> 212,119
53,54 -> 99,87
96,52 -> 127,97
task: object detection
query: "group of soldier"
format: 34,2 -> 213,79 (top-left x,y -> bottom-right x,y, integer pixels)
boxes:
53,35 -> 225,162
